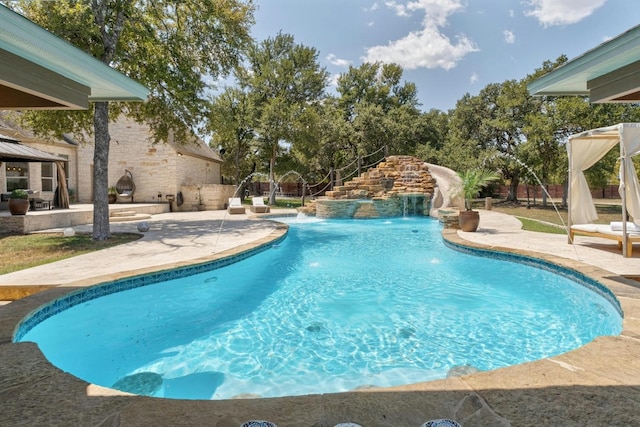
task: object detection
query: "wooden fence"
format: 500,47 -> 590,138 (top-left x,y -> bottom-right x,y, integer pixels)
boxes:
494,184 -> 620,200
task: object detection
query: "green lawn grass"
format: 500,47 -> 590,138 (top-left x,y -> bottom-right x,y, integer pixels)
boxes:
0,233 -> 141,274
243,196 -> 304,209
515,217 -> 567,234
0,199 -> 623,274
492,201 -> 621,224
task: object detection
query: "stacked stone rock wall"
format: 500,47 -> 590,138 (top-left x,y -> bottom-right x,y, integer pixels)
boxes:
307,156 -> 436,219
325,155 -> 435,200
314,200 -> 360,218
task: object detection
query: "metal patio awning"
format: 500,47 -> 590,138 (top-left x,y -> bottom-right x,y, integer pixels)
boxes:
528,24 -> 640,103
0,133 -> 65,162
0,5 -> 149,110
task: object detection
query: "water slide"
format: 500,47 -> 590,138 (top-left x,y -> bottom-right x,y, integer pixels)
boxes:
426,163 -> 463,217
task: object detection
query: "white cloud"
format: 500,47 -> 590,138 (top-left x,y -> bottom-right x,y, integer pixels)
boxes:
509,9 -> 514,18
524,0 -> 606,27
385,0 -> 410,17
364,2 -> 379,12
328,73 -> 341,90
368,21 -> 375,27
503,30 -> 515,44
327,54 -> 352,68
364,0 -> 478,70
470,72 -> 478,84
390,0 -> 465,25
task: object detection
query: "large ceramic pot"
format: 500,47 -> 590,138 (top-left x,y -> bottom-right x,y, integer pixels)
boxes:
108,194 -> 117,204
9,198 -> 30,215
459,210 -> 480,232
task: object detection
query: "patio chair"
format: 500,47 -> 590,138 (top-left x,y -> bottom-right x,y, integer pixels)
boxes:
116,169 -> 135,203
227,197 -> 245,214
250,196 -> 270,213
33,198 -> 52,210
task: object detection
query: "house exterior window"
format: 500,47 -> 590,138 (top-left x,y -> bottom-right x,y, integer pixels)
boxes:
41,162 -> 54,191
6,162 -> 28,191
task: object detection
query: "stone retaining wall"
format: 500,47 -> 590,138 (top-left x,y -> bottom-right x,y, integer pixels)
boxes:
314,195 -> 431,219
0,204 -> 170,234
177,184 -> 236,211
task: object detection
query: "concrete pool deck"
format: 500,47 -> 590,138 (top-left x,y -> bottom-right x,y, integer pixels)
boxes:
2,209 -> 640,426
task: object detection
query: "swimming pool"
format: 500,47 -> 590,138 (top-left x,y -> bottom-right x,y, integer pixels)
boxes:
16,217 -> 622,400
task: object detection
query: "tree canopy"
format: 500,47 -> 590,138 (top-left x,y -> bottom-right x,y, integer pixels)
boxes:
225,32 -> 328,203
210,48 -> 640,206
10,1 -> 640,212
11,0 -> 255,239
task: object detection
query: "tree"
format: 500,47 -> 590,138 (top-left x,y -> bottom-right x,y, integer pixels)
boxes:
13,0 -> 255,239
444,77 -> 540,202
289,97 -> 356,192
209,87 -> 255,185
440,93 -> 488,172
413,109 -> 450,163
337,62 -> 419,116
237,32 -> 328,204
520,56 -> 640,206
335,62 -> 421,162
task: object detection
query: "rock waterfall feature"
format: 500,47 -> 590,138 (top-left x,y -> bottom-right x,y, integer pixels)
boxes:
300,156 -> 441,219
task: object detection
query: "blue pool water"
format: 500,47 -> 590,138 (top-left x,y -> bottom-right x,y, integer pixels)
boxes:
18,217 -> 622,400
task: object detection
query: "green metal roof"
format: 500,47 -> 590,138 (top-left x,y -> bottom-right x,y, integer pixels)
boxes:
528,24 -> 640,103
0,5 -> 149,109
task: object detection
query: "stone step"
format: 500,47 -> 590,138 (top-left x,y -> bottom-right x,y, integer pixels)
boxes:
110,210 -> 137,218
109,213 -> 152,223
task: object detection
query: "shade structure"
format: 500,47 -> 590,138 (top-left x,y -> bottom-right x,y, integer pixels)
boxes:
0,134 -> 66,162
568,123 -> 640,256
0,133 -> 70,208
528,24 -> 640,103
0,5 -> 149,109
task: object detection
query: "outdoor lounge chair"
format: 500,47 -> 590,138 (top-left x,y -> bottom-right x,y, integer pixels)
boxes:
250,196 -> 270,213
570,222 -> 640,257
116,169 -> 135,203
227,197 -> 245,214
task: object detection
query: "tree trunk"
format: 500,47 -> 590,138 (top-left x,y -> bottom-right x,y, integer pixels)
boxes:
268,144 -> 277,205
507,177 -> 519,202
541,178 -> 548,207
93,102 -> 111,240
234,140 -> 241,185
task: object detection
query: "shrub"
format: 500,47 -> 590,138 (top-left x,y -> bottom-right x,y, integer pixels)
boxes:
10,189 -> 29,199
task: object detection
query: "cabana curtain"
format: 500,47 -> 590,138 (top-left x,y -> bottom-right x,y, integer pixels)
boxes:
568,123 -> 640,225
619,125 -> 640,224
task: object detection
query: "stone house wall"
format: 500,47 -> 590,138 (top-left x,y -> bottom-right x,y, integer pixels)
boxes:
76,116 -> 224,204
2,114 -> 234,210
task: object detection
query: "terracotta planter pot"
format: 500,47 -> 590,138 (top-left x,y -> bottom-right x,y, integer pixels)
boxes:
459,210 -> 480,232
8,198 -> 30,215
108,194 -> 117,204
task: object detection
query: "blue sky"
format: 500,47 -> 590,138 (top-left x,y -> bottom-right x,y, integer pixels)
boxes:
250,0 -> 640,112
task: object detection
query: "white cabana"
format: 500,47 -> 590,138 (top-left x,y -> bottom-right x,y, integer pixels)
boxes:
568,123 -> 640,257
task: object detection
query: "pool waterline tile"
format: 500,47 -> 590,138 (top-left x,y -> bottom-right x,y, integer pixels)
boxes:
12,232 -> 287,342
442,233 -> 623,318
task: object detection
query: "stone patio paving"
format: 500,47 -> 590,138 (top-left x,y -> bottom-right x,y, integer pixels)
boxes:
2,209 -> 640,426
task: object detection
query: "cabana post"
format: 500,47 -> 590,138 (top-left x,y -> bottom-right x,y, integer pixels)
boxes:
621,139 -> 628,256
